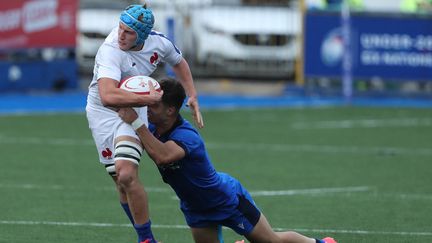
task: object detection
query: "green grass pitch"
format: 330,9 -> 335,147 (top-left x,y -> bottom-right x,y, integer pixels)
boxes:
0,106 -> 431,242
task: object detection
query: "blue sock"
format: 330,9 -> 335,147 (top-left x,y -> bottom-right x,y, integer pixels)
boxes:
217,225 -> 224,243
316,239 -> 325,243
120,202 -> 135,225
134,221 -> 156,243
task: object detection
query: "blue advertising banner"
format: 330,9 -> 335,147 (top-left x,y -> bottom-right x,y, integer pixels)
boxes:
304,12 -> 432,81
0,59 -> 78,92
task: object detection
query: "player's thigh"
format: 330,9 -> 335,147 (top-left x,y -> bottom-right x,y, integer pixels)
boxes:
86,107 -> 121,164
114,137 -> 142,174
245,214 -> 280,243
114,131 -> 143,183
114,120 -> 143,145
190,226 -> 220,243
114,121 -> 144,167
115,135 -> 141,147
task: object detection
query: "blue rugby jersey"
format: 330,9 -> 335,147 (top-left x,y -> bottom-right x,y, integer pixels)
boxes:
149,116 -> 238,215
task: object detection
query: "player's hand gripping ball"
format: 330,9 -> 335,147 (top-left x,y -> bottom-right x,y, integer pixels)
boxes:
118,75 -> 161,94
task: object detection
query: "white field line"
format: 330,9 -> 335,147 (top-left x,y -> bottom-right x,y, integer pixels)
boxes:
3,183 -> 431,201
1,135 -> 431,156
205,143 -> 432,156
3,182 -> 432,202
168,186 -> 371,200
291,117 -> 432,130
0,183 -> 170,192
0,136 -> 95,146
249,186 -> 370,196
0,183 -> 369,197
285,227 -> 432,237
1,220 -> 431,237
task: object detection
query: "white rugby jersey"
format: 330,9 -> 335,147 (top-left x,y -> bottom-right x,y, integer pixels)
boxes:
87,26 -> 182,107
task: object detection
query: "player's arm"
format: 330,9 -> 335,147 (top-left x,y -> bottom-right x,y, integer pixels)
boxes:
98,77 -> 162,108
118,107 -> 185,165
172,58 -> 204,128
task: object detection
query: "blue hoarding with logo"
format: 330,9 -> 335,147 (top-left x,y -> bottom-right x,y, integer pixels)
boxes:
304,12 -> 432,81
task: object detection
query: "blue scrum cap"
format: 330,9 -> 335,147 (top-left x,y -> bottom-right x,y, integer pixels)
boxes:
120,5 -> 154,46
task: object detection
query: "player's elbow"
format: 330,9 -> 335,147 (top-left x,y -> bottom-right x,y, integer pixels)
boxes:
152,154 -> 174,166
98,84 -> 121,107
100,94 -> 116,107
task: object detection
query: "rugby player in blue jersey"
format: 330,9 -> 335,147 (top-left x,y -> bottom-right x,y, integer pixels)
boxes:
118,78 -> 337,243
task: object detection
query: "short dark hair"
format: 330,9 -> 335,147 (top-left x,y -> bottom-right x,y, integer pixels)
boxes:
159,78 -> 186,112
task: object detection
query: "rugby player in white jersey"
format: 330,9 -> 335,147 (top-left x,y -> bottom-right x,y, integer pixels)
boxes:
85,4 -> 203,243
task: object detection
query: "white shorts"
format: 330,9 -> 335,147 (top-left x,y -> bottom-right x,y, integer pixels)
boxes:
86,104 -> 148,165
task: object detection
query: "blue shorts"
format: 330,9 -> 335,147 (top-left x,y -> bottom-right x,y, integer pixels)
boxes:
182,177 -> 261,235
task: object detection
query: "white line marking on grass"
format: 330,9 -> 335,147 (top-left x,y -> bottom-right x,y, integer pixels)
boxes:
206,142 -> 432,156
250,186 -> 370,196
0,184 -> 369,197
291,118 -> 432,130
0,183 -> 170,192
282,227 -> 432,237
4,183 -> 432,202
1,135 -> 431,156
1,220 -> 432,237
0,220 -> 132,228
168,187 -> 370,200
0,136 -> 95,146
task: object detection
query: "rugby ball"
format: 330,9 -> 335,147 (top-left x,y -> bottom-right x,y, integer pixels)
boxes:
118,75 -> 161,94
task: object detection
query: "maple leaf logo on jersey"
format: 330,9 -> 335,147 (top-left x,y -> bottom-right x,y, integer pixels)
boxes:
150,52 -> 159,65
101,148 -> 112,159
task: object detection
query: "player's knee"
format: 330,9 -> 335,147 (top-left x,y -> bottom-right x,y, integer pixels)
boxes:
116,169 -> 135,189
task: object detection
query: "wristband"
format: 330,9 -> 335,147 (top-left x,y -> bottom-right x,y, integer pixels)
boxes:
131,118 -> 145,130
